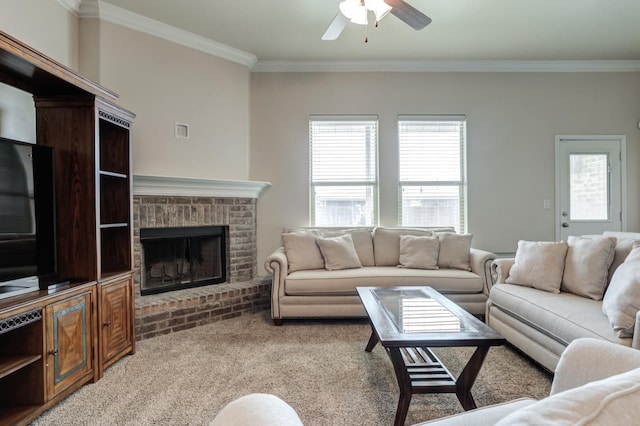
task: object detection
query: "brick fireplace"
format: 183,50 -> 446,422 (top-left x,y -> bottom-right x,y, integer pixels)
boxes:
133,175 -> 271,340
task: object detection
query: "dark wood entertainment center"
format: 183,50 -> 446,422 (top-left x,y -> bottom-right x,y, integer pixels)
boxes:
0,31 -> 135,425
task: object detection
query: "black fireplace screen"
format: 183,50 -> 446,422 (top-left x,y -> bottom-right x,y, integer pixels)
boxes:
140,226 -> 227,295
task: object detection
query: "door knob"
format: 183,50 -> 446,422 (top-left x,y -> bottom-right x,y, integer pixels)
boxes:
562,223 -> 569,228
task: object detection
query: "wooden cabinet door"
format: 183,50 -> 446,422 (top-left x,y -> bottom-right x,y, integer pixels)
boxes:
99,274 -> 133,372
46,292 -> 93,399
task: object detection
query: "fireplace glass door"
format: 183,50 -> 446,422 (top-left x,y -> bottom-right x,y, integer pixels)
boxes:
140,226 -> 227,295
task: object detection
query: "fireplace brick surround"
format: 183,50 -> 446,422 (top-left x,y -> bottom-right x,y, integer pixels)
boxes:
132,177 -> 271,340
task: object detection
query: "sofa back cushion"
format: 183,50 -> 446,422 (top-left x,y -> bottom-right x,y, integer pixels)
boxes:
373,227 -> 434,266
320,228 -> 375,266
495,367 -> 640,426
283,227 -> 375,267
607,235 -> 640,285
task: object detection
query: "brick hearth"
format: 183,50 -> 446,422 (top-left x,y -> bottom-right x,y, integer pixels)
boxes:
132,186 -> 271,340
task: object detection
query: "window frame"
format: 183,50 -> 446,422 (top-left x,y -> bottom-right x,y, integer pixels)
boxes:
309,115 -> 379,227
397,115 -> 468,232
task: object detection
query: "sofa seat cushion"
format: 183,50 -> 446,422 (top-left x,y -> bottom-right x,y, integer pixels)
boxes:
489,284 -> 630,346
284,266 -> 483,296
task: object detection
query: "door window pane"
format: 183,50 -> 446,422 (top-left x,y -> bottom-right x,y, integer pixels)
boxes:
569,154 -> 608,220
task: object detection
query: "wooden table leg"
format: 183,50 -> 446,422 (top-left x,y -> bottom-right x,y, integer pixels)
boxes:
455,345 -> 490,410
388,347 -> 412,426
365,327 -> 379,352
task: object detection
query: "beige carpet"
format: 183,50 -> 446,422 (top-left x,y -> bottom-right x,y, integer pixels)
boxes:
32,311 -> 551,425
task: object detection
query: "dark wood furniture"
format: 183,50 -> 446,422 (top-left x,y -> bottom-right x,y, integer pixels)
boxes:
357,286 -> 505,426
0,31 -> 135,425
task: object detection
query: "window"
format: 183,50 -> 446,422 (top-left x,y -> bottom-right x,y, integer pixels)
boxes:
398,115 -> 466,231
310,116 -> 378,226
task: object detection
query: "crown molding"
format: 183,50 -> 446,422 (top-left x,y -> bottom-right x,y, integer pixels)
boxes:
57,0 -> 82,15
75,0 -> 256,68
133,175 -> 271,199
252,59 -> 640,73
69,1 -> 640,73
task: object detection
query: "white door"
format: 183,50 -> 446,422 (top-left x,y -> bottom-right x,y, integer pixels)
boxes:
555,136 -> 626,241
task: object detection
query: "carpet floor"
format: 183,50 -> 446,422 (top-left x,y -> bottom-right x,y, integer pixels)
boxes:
32,311 -> 552,425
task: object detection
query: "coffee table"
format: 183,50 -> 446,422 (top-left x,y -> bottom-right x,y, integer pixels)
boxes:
357,286 -> 506,426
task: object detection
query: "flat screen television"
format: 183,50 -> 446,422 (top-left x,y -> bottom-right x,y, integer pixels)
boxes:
0,137 -> 56,299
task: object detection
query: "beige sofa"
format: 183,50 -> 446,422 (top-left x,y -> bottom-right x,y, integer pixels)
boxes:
211,338 -> 640,425
264,227 -> 496,324
487,231 -> 640,372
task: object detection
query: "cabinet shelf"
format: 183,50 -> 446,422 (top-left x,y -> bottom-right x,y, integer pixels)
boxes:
0,405 -> 41,426
100,170 -> 127,179
0,355 -> 42,380
100,223 -> 129,229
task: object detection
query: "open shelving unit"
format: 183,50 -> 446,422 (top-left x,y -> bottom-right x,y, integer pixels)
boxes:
0,31 -> 137,425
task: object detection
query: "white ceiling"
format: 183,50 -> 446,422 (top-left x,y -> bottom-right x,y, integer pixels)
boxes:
101,0 -> 640,64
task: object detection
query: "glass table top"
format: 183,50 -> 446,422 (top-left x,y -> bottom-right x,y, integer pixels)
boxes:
372,288 -> 476,334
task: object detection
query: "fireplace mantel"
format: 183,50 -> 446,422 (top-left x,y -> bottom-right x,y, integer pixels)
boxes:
133,175 -> 271,198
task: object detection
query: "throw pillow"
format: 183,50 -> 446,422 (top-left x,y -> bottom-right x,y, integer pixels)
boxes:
437,232 -> 472,271
320,228 -> 375,266
398,235 -> 439,270
495,367 -> 640,426
505,240 -> 569,293
561,236 -> 616,300
315,234 -> 363,271
282,231 -> 325,272
602,246 -> 640,338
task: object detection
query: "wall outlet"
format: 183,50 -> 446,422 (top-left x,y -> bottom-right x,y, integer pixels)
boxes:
543,199 -> 551,209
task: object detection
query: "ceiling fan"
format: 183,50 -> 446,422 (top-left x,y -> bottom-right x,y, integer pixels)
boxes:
322,0 -> 432,41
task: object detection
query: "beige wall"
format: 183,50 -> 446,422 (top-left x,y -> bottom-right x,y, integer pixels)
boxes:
0,0 -> 79,141
0,0 -> 79,69
251,72 -> 640,265
93,22 -> 251,180
2,3 -> 639,272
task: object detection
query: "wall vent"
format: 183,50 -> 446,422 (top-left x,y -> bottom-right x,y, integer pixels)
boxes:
175,122 -> 190,139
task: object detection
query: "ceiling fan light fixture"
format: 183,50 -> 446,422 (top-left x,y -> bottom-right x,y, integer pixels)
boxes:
339,0 -> 359,19
365,0 -> 392,21
350,5 -> 369,25
339,0 -> 369,25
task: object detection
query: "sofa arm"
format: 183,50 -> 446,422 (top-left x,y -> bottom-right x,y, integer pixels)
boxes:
264,247 -> 288,319
551,338 -> 640,395
470,248 -> 497,294
211,393 -> 303,426
492,258 -> 515,284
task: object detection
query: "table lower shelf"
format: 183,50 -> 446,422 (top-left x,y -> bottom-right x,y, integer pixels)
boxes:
400,347 -> 458,393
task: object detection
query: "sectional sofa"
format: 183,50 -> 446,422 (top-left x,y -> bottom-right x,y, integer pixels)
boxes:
264,226 -> 496,324
487,231 -> 640,372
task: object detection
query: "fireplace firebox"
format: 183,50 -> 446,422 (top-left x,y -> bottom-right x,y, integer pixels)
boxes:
140,225 -> 227,295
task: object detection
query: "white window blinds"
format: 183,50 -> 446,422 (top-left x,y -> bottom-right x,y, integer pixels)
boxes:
398,115 -> 466,231
309,116 -> 378,226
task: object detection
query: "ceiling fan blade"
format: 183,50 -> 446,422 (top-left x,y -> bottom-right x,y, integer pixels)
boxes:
385,0 -> 432,30
322,11 -> 350,40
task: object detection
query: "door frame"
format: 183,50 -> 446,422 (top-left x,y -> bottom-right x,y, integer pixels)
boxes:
554,135 -> 627,240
